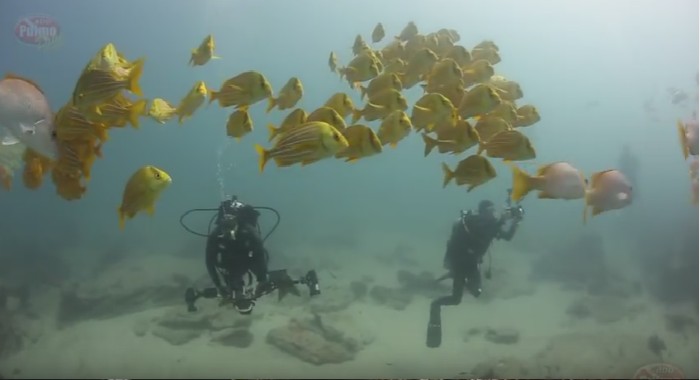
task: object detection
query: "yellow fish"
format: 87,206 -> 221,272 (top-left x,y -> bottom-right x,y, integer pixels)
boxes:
458,84 -> 502,119
377,110 -> 413,148
335,124 -> 382,162
117,165 -> 172,230
54,103 -> 110,143
209,71 -> 273,109
352,34 -> 369,56
338,53 -> 381,89
471,47 -> 500,65
441,154 -> 496,191
226,109 -> 253,141
254,121 -> 349,172
266,77 -> 303,113
396,21 -> 418,42
358,72 -> 402,101
148,98 -> 178,125
513,105 -> 541,127
329,51 -> 340,75
423,119 -> 480,156
267,108 -> 308,142
444,45 -> 472,67
371,22 -> 385,43
189,34 -> 220,66
352,89 -> 408,123
411,93 -> 458,132
307,106 -> 347,132
323,92 -> 356,119
462,59 -> 494,87
477,129 -> 536,161
89,93 -> 148,128
71,58 -> 145,111
474,116 -> 512,142
175,81 -> 208,124
86,43 -> 134,73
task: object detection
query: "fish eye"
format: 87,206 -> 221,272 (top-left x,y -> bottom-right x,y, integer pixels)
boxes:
51,130 -> 57,139
154,172 -> 162,179
333,133 -> 340,142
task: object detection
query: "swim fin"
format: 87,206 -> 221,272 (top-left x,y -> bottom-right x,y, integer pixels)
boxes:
426,321 -> 442,348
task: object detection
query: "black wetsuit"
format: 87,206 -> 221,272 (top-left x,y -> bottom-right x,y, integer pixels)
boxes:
427,212 -> 518,347
205,223 -> 269,296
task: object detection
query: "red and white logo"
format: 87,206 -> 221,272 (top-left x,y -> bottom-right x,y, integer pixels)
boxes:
633,363 -> 685,379
14,15 -> 61,46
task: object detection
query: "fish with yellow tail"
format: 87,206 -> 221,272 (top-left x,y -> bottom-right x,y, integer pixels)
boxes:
175,81 -> 208,124
148,98 -> 178,125
323,92 -> 356,120
267,108 -> 308,142
117,165 -> 172,230
351,89 -> 408,123
89,93 -> 148,129
371,23 -> 385,43
335,124 -> 382,162
583,169 -> 633,223
226,109 -> 253,141
358,72 -> 402,101
441,155 -> 496,192
266,77 -> 303,113
72,57 -> 145,113
377,110 -> 413,148
209,71 -> 273,109
307,106 -> 347,132
411,93 -> 458,132
513,105 -> 541,127
254,121 -> 348,173
189,34 -> 220,66
509,161 -> 587,203
477,129 -> 535,161
458,83 -> 502,119
423,119 -> 480,156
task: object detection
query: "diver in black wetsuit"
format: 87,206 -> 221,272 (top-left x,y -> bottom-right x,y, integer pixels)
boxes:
426,198 -> 523,348
205,197 -> 270,314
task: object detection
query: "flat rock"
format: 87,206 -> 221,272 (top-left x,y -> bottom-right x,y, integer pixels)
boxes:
210,328 -> 254,348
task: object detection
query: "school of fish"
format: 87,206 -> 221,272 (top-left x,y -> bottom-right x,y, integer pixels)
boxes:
4,22 -> 690,229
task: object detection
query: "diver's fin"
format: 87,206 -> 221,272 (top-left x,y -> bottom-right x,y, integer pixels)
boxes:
426,322 -> 442,348
277,283 -> 301,301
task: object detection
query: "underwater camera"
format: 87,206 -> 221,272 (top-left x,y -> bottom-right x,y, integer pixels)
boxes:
504,188 -> 525,220
267,269 -> 321,297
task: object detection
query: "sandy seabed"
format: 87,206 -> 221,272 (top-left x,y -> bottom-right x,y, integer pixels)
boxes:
0,237 -> 697,379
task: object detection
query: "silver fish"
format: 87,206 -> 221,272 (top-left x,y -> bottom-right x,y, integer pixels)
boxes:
0,74 -> 58,159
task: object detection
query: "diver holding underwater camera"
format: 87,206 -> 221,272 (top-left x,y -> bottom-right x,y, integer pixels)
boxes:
427,189 -> 524,348
180,195 -> 320,315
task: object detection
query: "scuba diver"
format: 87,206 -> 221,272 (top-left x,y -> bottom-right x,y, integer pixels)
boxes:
180,195 -> 320,315
427,190 -> 524,348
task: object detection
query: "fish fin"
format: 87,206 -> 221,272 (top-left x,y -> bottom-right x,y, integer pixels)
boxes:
509,163 -> 533,202
254,144 -> 270,173
359,85 -> 368,100
266,97 -> 277,113
591,206 -> 603,216
129,99 -> 147,129
127,58 -> 145,97
211,55 -> 221,60
146,204 -> 155,216
476,141 -> 486,156
677,120 -> 690,160
390,142 -> 398,148
267,124 -> 279,142
19,122 -> 37,135
344,157 -> 358,163
351,108 -> 362,124
422,133 -> 437,157
117,206 -> 126,231
208,90 -> 218,105
1,134 -> 20,145
441,162 -> 454,188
